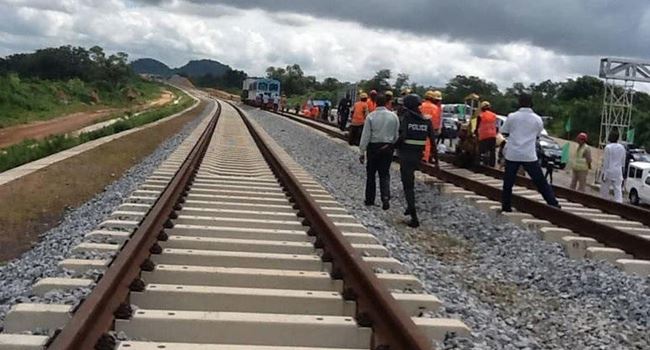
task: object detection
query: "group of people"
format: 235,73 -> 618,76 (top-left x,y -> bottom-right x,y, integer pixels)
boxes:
336,89 -> 442,227
340,88 -> 629,229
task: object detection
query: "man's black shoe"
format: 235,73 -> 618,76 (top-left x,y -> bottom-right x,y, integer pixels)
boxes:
406,218 -> 420,228
364,201 -> 375,206
382,202 -> 390,210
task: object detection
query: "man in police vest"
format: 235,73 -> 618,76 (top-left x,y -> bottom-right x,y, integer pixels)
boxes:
476,101 -> 498,167
397,94 -> 437,228
349,92 -> 369,146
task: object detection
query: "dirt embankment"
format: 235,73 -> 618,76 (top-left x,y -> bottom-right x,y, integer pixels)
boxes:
0,91 -> 175,149
0,100 -> 207,261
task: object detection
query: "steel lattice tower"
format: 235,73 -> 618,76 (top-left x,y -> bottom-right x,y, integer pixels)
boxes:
598,58 -> 650,147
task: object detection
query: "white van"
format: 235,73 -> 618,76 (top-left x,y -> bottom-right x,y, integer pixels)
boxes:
624,161 -> 650,205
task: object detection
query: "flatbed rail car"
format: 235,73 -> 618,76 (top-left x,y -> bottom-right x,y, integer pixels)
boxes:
242,78 -> 281,110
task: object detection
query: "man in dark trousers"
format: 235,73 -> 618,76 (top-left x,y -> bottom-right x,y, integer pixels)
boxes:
396,94 -> 437,228
501,94 -> 560,212
337,93 -> 352,131
359,94 -> 400,210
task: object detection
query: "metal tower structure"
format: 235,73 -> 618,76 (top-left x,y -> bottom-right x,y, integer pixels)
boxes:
598,58 -> 650,147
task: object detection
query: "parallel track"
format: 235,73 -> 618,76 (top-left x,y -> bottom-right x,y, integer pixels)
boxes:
266,109 -> 650,263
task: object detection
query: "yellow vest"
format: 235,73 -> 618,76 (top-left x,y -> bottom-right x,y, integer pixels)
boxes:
572,145 -> 589,171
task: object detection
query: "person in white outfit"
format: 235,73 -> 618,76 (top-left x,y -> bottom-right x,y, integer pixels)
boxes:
600,131 -> 627,203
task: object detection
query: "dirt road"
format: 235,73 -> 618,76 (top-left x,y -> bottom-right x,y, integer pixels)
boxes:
0,91 -> 174,149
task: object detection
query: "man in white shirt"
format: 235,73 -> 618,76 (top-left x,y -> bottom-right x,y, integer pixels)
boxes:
600,131 -> 627,202
500,94 -> 560,212
359,94 -> 400,210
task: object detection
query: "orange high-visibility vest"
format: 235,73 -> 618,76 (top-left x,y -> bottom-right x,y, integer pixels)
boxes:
310,106 -> 320,119
420,101 -> 440,161
478,110 -> 497,140
351,101 -> 369,126
367,99 -> 377,113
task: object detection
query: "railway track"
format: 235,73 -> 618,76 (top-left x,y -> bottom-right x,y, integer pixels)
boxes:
265,109 -> 650,275
0,100 -> 469,349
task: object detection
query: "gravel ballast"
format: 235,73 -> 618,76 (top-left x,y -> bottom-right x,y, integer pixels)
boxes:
0,102 -> 213,327
246,107 -> 650,350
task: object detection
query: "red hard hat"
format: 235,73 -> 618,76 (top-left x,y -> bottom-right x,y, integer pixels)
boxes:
370,90 -> 377,95
577,132 -> 588,141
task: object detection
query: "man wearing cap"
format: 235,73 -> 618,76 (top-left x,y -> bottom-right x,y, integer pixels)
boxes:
570,132 -> 592,192
476,100 -> 498,167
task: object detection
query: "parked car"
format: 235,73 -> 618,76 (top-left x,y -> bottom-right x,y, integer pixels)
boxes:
624,161 -> 650,205
537,135 -> 566,169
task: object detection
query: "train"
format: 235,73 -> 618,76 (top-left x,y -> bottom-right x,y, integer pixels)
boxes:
241,78 -> 281,110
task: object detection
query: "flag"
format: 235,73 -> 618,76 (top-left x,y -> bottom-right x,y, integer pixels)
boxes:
627,128 -> 635,144
564,116 -> 572,133
561,142 -> 570,164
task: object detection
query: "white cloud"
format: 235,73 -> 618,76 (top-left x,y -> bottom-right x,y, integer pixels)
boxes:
0,0 -> 612,91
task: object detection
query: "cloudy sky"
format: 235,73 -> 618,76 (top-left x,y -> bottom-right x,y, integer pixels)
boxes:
2,0 -> 649,90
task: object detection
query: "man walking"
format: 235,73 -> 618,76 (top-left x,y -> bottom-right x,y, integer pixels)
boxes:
570,132 -> 592,192
359,94 -> 400,210
337,93 -> 352,131
397,94 -> 437,227
600,131 -> 626,202
501,94 -> 560,212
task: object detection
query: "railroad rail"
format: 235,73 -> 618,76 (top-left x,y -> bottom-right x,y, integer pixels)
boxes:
0,99 -> 470,349
266,109 -> 650,266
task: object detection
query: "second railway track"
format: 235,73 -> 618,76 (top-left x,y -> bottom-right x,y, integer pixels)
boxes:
0,100 -> 469,349
265,109 -> 650,275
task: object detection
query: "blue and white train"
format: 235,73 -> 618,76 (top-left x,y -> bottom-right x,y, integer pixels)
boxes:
242,78 -> 281,110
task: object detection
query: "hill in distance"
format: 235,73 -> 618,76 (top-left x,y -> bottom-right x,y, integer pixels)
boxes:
131,58 -> 232,78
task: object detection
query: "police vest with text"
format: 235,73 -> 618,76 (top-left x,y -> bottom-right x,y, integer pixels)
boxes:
402,114 -> 432,151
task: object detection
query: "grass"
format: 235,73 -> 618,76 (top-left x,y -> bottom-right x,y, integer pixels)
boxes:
0,74 -> 164,128
0,100 -> 207,261
0,90 -> 193,172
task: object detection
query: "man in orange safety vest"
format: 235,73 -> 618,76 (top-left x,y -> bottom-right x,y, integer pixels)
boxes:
476,101 -> 498,167
420,90 -> 442,162
349,92 -> 369,146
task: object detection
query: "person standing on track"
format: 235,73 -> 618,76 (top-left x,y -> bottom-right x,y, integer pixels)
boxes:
349,92 -> 369,146
500,94 -> 560,212
600,131 -> 626,203
337,93 -> 352,131
476,101 -> 498,167
396,94 -> 437,228
570,132 -> 592,192
359,94 -> 400,210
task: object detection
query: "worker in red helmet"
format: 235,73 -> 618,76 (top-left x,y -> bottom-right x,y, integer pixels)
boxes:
367,90 -> 378,112
570,132 -> 592,192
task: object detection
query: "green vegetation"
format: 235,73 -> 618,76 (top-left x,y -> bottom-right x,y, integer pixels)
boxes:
0,92 -> 193,172
263,64 -> 650,148
0,45 -> 163,128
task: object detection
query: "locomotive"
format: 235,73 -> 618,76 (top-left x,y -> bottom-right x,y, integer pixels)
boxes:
241,78 -> 281,111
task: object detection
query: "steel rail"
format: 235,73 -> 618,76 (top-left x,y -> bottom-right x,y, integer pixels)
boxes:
48,101 -> 222,350
274,109 -> 650,226
231,102 -> 433,350
267,108 -> 650,259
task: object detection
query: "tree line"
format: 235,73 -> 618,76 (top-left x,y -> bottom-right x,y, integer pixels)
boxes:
0,45 -> 135,90
263,64 -> 650,147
